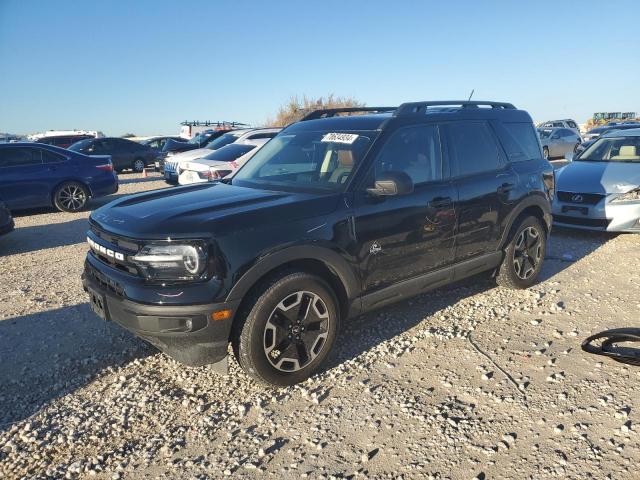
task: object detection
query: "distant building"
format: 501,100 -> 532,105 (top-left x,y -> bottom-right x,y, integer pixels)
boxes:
593,112 -> 637,122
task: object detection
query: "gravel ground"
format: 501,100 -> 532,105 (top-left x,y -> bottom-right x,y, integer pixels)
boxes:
1,172 -> 639,479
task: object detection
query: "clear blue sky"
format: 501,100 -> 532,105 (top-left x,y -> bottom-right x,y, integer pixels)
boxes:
1,0 -> 639,136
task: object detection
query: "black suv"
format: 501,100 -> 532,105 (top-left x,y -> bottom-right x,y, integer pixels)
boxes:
82,101 -> 554,386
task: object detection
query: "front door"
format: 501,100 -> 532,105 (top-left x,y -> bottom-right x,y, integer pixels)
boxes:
352,123 -> 456,294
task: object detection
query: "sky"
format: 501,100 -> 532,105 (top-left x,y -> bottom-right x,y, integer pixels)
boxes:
1,0 -> 639,136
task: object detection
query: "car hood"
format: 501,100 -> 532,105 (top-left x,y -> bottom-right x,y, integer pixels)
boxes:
556,161 -> 640,194
90,182 -> 341,238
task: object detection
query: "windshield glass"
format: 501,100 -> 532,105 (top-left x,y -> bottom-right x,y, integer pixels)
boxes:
202,143 -> 255,162
68,139 -> 92,151
537,129 -> 553,139
206,132 -> 240,150
578,136 -> 640,163
232,129 -> 378,192
188,132 -> 212,145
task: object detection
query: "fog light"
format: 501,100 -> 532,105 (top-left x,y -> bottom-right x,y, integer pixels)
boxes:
212,309 -> 232,321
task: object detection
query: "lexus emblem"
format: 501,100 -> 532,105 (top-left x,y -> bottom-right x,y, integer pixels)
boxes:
370,242 -> 382,255
571,194 -> 583,203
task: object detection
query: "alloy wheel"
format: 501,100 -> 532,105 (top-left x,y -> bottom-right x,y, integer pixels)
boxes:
263,291 -> 330,372
134,159 -> 145,172
57,185 -> 87,211
513,226 -> 542,280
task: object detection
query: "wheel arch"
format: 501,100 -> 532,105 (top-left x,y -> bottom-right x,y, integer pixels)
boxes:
50,178 -> 93,204
498,195 -> 551,249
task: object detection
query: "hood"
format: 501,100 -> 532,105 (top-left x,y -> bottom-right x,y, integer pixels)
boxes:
90,182 -> 341,238
556,161 -> 640,194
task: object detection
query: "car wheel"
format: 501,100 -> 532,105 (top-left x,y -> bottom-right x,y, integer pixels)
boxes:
132,158 -> 146,173
543,147 -> 550,160
496,216 -> 546,289
233,271 -> 339,386
53,181 -> 89,212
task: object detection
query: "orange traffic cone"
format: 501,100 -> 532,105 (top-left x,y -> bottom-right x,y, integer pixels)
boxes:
143,167 -> 148,178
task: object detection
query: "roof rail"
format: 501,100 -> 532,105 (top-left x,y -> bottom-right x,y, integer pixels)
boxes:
180,120 -> 250,127
395,100 -> 516,116
300,107 -> 397,121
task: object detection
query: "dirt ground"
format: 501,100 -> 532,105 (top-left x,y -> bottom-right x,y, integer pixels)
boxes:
1,172 -> 639,479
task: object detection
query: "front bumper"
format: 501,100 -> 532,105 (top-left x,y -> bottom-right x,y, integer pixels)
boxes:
552,197 -> 640,232
82,259 -> 238,367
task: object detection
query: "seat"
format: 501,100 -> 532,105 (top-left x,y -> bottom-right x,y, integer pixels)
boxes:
328,150 -> 354,183
611,145 -> 640,160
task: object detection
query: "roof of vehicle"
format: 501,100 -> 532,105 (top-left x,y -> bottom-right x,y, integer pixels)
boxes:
600,128 -> 640,137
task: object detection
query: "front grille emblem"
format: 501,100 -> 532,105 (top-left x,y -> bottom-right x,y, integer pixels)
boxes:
571,194 -> 584,203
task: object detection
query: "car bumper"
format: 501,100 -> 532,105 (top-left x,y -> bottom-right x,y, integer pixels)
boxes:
164,171 -> 179,184
90,174 -> 119,198
81,259 -> 238,368
552,200 -> 640,232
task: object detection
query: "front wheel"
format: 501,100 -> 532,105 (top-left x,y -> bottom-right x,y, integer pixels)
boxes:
132,158 -> 146,173
233,271 -> 339,386
53,181 -> 89,212
496,216 -> 546,289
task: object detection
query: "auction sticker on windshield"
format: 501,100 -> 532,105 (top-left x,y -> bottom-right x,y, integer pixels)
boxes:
321,132 -> 359,144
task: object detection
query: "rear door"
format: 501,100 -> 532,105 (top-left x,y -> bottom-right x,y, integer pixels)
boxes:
0,147 -> 48,208
353,123 -> 457,293
447,121 -> 517,261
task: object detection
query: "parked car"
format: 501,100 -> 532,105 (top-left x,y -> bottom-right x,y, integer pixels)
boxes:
140,136 -> 186,151
538,119 -> 580,134
178,140 -> 268,185
538,127 -> 581,159
36,134 -> 94,149
69,137 -> 158,173
0,200 -> 14,236
0,143 -> 118,212
553,128 -> 640,232
162,129 -> 235,155
82,100 -> 553,386
579,123 -> 640,151
164,128 -> 281,183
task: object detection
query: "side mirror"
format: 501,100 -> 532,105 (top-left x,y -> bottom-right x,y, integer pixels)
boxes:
366,171 -> 414,197
564,152 -> 574,162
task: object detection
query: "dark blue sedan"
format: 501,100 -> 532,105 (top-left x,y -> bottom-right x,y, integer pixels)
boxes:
0,143 -> 118,212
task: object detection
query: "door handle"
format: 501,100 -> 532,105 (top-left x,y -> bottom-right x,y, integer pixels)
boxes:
497,182 -> 515,194
428,196 -> 452,208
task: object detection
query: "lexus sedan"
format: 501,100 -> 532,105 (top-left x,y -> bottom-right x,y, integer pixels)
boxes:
553,129 -> 640,232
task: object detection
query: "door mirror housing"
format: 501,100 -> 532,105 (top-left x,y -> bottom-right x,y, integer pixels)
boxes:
366,171 -> 414,197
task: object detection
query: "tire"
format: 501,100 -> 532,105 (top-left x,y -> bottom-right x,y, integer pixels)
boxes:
132,158 -> 146,173
53,181 -> 89,212
496,215 -> 546,289
232,271 -> 340,386
543,147 -> 550,160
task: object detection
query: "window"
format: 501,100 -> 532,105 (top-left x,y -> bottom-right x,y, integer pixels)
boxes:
502,123 -> 542,162
560,129 -> 575,138
247,132 -> 277,140
553,122 -> 563,127
373,125 -> 443,184
42,149 -> 67,164
567,121 -> 578,129
449,122 -> 503,176
202,143 -> 256,162
0,148 -> 42,167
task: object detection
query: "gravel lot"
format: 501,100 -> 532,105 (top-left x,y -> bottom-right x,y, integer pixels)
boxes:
1,172 -> 639,479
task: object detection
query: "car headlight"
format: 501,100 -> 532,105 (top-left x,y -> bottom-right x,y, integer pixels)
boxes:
131,242 -> 208,281
611,188 -> 640,203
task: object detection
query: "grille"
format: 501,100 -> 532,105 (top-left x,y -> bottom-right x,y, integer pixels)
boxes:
89,223 -> 140,275
554,215 -> 611,228
556,191 -> 605,205
85,261 -> 125,297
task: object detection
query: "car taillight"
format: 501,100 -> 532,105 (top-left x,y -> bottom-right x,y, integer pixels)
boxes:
96,164 -> 113,172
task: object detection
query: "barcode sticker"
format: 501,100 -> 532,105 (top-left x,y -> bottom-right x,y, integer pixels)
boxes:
321,132 -> 359,144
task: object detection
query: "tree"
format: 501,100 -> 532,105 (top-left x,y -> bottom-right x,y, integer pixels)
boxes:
265,94 -> 365,127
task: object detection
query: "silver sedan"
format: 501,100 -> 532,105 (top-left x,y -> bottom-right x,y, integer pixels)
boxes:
538,127 -> 582,159
553,129 -> 640,232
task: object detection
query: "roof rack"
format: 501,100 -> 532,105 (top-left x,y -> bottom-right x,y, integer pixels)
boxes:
300,107 -> 397,121
180,120 -> 250,127
395,101 -> 516,116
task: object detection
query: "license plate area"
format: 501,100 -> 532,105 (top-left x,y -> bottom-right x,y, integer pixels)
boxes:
88,286 -> 109,320
562,205 -> 588,215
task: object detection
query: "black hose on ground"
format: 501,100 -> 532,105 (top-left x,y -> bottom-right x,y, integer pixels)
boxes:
582,328 -> 640,366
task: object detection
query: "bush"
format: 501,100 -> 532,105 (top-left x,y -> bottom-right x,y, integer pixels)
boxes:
265,94 -> 365,127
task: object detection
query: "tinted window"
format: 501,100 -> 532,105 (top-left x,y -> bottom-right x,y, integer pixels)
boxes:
502,123 -> 541,162
0,148 -> 42,167
68,139 -> 93,151
247,132 -> 277,140
206,132 -> 241,150
553,122 -> 563,127
567,121 -> 578,128
41,149 -> 67,163
202,144 -> 256,162
374,124 -> 443,184
449,122 -> 503,176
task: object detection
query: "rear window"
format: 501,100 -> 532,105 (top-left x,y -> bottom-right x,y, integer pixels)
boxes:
502,123 -> 542,161
567,121 -> 578,128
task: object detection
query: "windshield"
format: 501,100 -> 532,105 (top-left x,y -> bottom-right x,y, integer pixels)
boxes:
232,129 -> 378,192
205,132 -> 240,150
578,136 -> 640,163
201,143 -> 255,162
537,129 -> 553,139
188,131 -> 212,145
68,139 -> 92,151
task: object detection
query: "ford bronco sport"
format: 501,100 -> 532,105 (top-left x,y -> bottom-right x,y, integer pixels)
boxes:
83,101 -> 554,386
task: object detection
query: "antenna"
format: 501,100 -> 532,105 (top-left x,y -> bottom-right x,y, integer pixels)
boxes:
468,89 -> 475,101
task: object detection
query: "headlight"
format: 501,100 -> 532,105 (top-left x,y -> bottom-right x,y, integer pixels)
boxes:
131,242 -> 208,281
611,189 -> 640,203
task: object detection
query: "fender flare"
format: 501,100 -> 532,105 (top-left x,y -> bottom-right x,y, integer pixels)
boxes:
498,194 -> 552,249
225,245 -> 360,303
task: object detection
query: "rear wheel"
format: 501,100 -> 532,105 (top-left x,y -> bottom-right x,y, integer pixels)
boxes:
233,271 -> 339,386
132,158 -> 146,173
53,181 -> 89,212
496,216 -> 546,289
